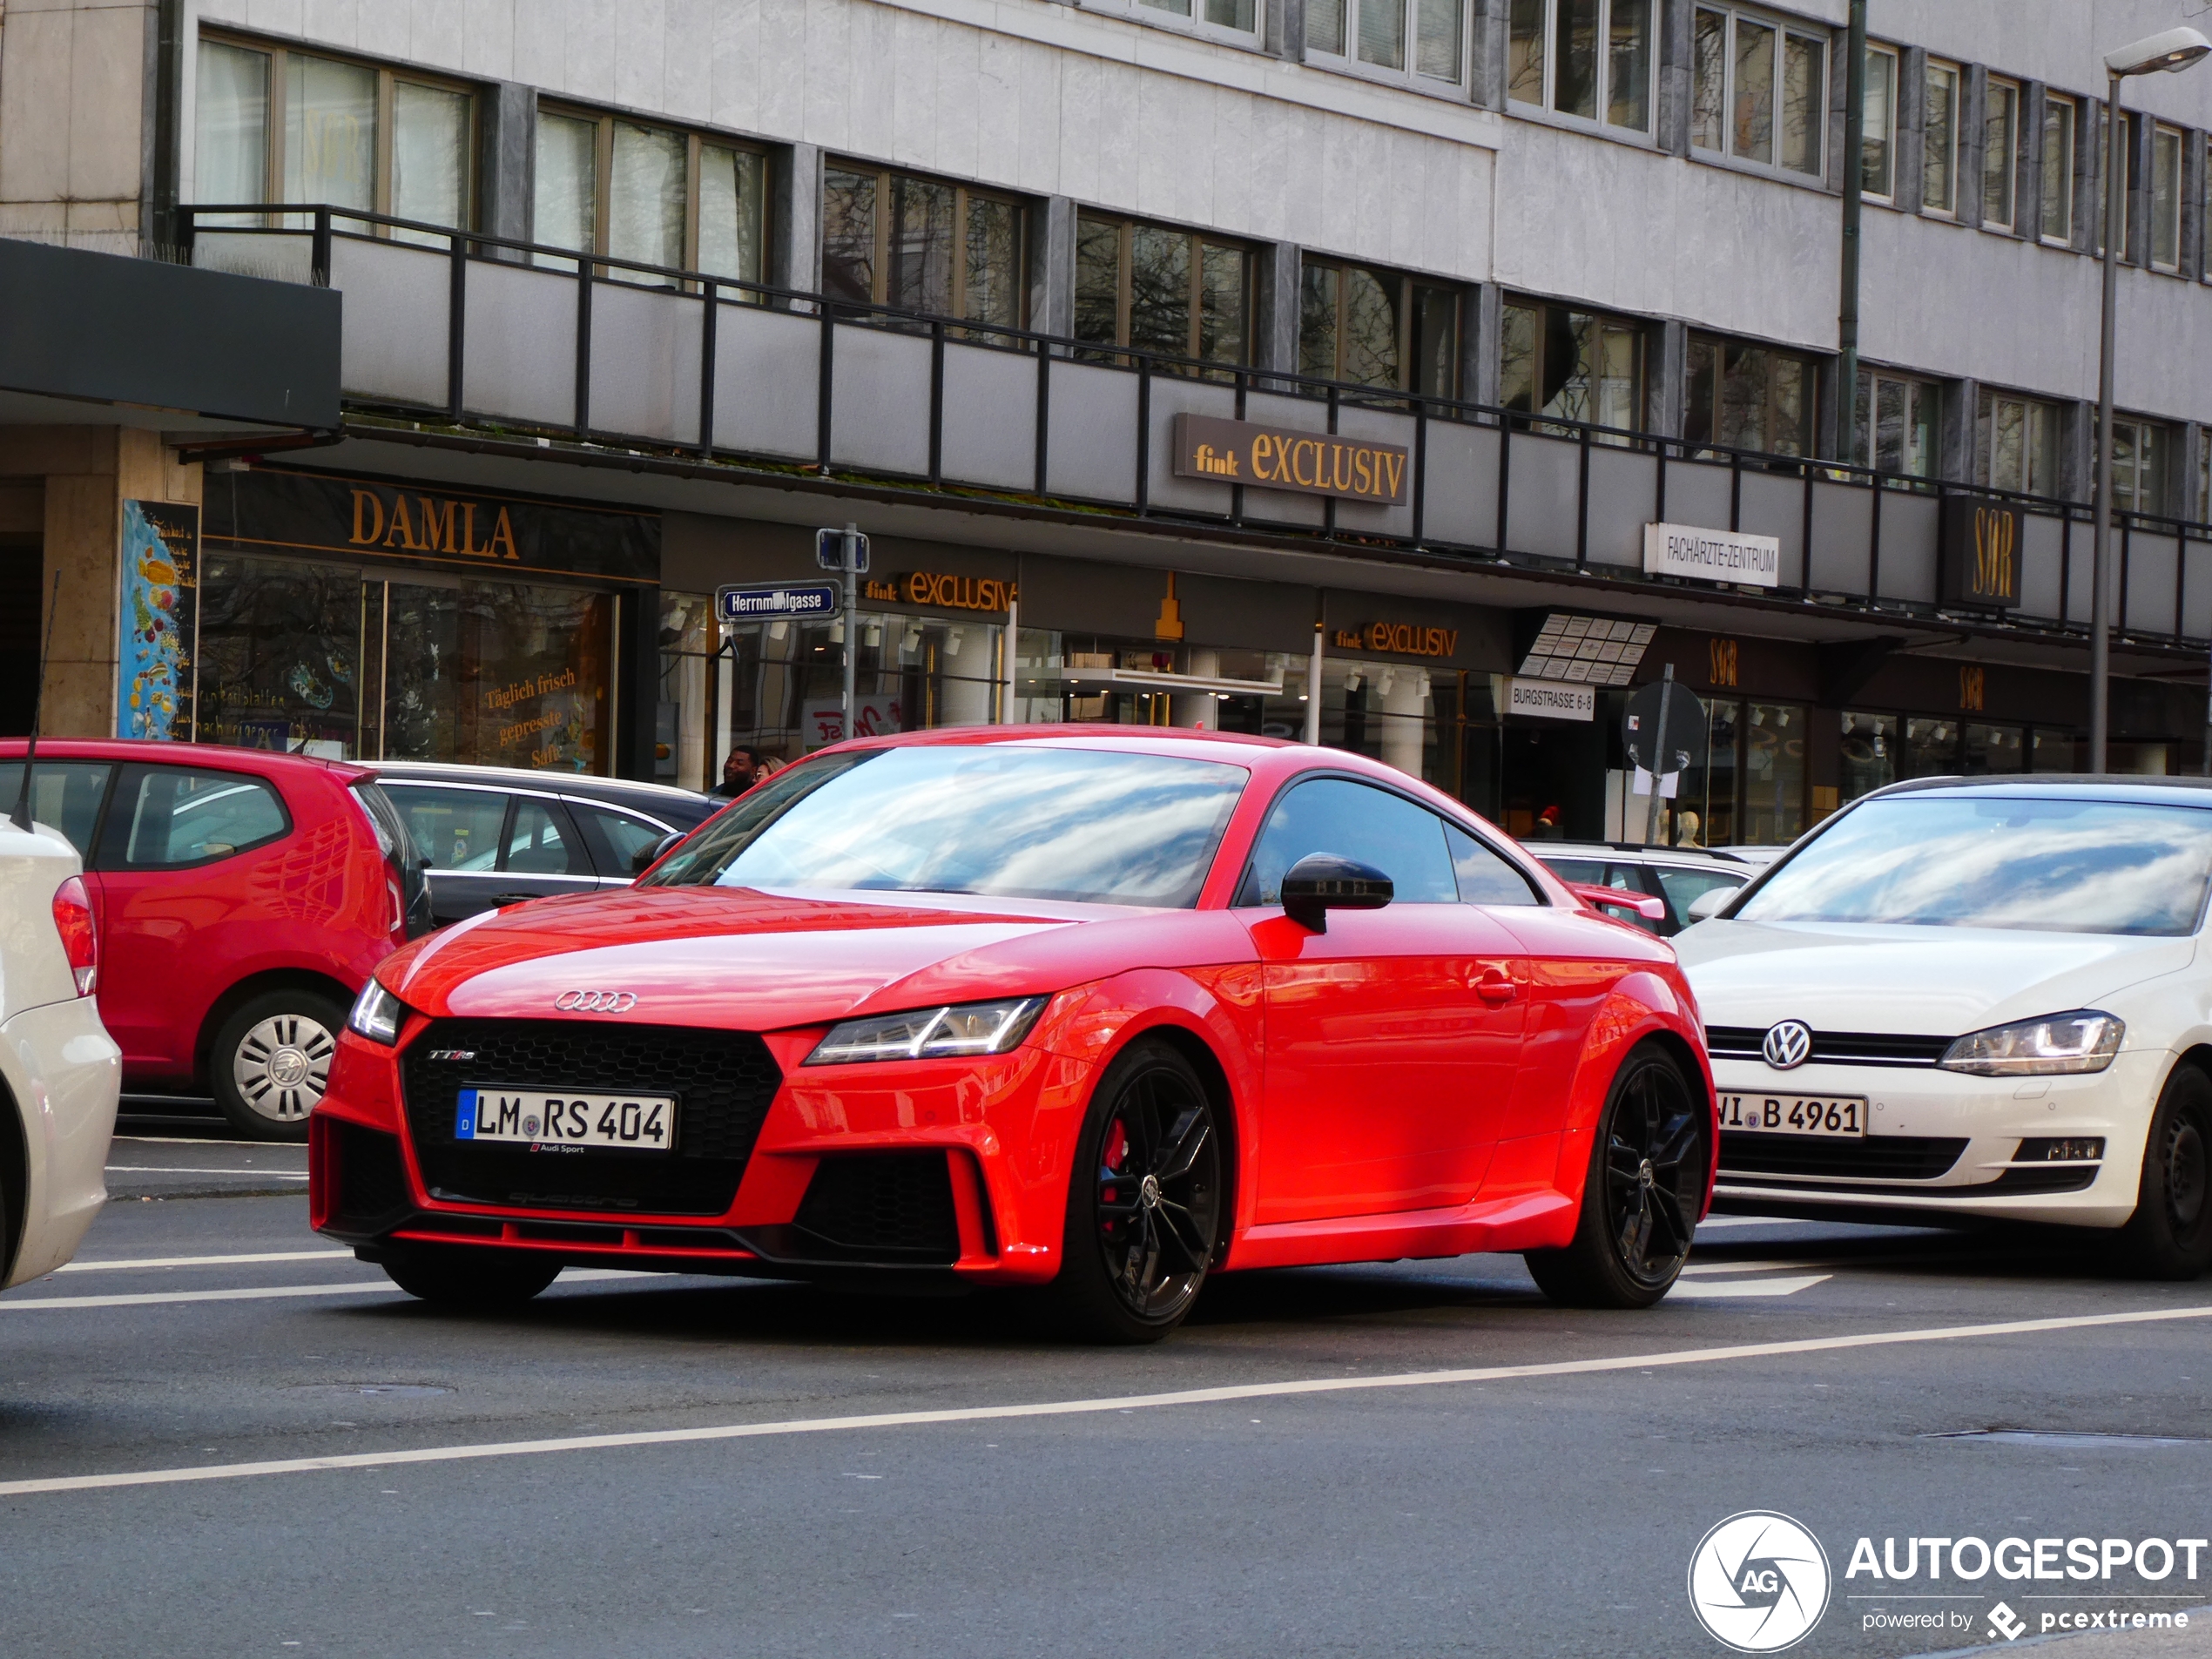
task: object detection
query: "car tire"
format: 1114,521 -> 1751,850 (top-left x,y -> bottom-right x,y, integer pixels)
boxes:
1524,1042 -> 1707,1309
381,1244 -> 563,1310
210,989 -> 347,1143
2113,1065 -> 2212,1280
1047,1037 -> 1224,1345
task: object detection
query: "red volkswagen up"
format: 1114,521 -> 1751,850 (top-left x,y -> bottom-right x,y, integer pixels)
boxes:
0,740 -> 431,1140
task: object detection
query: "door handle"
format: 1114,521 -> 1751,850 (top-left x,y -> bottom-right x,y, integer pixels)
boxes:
1474,969 -> 1517,1005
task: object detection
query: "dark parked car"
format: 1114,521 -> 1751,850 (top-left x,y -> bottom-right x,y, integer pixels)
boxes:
364,763 -> 718,927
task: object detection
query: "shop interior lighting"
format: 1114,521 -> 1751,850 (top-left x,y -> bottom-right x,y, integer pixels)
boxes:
902,625 -> 924,653
767,619 -> 789,641
1515,614 -> 1656,686
827,620 -> 845,644
947,628 -> 965,657
1378,670 -> 1397,698
1345,671 -> 1364,692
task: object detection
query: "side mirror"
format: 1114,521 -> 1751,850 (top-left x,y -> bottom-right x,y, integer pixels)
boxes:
1280,853 -> 1394,932
634,830 -> 685,876
1569,882 -> 1666,923
1685,886 -> 1737,923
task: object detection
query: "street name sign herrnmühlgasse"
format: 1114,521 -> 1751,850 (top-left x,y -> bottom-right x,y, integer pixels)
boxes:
1171,414 -> 1411,505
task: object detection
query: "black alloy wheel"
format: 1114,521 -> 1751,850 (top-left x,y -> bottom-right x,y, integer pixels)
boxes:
1051,1039 -> 1224,1343
1525,1043 -> 1707,1308
2115,1066 -> 2212,1279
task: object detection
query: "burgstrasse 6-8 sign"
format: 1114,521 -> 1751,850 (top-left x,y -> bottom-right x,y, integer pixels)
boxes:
1172,415 -> 1410,504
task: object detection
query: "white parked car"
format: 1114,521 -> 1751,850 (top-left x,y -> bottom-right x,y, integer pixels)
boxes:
1676,776 -> 2212,1278
0,808 -> 120,1290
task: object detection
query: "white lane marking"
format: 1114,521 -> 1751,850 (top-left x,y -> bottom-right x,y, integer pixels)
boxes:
58,1250 -> 353,1273
1680,1259 -> 1834,1277
2,1267 -> 654,1312
104,1166 -> 308,1178
6,1302 -> 2210,1499
1669,1274 -> 1832,1298
111,1136 -> 280,1147
1696,1215 -> 1822,1230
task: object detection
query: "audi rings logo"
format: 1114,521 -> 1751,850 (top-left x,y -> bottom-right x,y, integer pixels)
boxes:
555,989 -> 638,1013
1762,1020 -> 1813,1070
1688,1512 -> 1831,1653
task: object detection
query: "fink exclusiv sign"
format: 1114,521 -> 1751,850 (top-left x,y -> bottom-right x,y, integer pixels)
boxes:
1643,522 -> 1782,589
1171,414 -> 1411,505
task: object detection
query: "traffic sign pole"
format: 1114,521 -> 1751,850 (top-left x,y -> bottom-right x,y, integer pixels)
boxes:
840,522 -> 860,731
1643,664 -> 1676,849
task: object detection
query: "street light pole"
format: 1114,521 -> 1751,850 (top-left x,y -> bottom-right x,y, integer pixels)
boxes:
2086,27 -> 2211,775
2090,76 -> 2124,775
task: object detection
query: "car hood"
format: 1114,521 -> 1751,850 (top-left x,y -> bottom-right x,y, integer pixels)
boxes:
1674,919 -> 2197,1039
383,884 -> 1248,1029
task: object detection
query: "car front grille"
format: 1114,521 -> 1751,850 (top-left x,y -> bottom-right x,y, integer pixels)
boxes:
399,1019 -> 781,1217
1719,1131 -> 1970,1182
1706,1026 -> 1955,1068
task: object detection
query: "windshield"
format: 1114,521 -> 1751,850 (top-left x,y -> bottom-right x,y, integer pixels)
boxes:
642,745 -> 1247,907
1734,795 -> 2212,936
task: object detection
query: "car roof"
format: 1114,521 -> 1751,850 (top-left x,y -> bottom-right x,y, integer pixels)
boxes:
1537,841 -> 1754,866
0,737 -> 366,782
1865,774 -> 2212,806
362,759 -> 711,806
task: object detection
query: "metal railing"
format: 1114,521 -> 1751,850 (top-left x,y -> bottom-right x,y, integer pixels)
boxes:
181,204 -> 2212,651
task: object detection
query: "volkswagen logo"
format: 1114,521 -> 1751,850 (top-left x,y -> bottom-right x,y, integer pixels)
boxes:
1762,1020 -> 1813,1070
1687,1511 -> 1831,1652
555,989 -> 637,1013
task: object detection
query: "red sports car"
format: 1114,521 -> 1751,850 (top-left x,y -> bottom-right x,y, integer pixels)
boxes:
311,728 -> 1716,1341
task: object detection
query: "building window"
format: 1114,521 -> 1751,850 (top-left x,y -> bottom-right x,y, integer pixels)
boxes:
1857,371 -> 1940,478
1923,60 -> 1959,215
2107,417 -> 2171,516
1317,0 -> 1466,84
2040,93 -> 2077,243
1499,299 -> 1645,433
1860,44 -> 1898,198
1685,333 -> 1816,457
1144,0 -> 1258,35
531,108 -> 769,289
194,35 -> 473,237
1668,698 -> 1804,846
1983,77 -> 2018,229
2152,123 -> 2184,272
1979,389 -> 2061,496
821,166 -> 1025,331
1075,213 -> 1250,371
1507,0 -> 1651,130
1689,6 -> 1822,172
1299,260 -> 1460,395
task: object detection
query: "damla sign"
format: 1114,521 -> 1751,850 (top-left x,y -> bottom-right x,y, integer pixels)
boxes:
1171,414 -> 1410,505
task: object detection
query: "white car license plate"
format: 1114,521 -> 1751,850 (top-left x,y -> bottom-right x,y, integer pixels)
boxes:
455,1088 -> 675,1152
1718,1094 -> 1867,1138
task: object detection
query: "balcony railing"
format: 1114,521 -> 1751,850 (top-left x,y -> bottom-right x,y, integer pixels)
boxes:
183,204 -> 2212,650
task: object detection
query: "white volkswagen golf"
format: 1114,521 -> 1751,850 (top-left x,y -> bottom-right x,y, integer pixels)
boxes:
1676,776 -> 2212,1278
0,804 -> 120,1290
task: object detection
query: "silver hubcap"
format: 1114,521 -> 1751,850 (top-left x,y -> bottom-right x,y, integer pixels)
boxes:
233,1014 -> 335,1122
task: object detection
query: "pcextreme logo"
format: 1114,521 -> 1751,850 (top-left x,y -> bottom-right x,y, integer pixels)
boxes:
1688,1512 -> 1832,1652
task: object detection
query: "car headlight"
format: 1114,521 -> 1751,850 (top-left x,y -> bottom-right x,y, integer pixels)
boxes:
1940,1011 -> 2124,1076
805,996 -> 1047,1066
347,978 -> 408,1047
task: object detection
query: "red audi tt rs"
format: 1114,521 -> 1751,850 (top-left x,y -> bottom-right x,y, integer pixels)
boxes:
310,728 -> 1716,1341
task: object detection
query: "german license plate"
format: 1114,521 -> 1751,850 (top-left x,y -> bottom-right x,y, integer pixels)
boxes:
1718,1094 -> 1867,1138
455,1088 -> 675,1152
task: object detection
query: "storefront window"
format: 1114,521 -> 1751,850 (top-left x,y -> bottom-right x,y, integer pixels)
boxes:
1739,702 -> 1804,844
718,609 -> 1004,761
195,555 -> 365,757
381,580 -> 612,772
1903,715 -> 1958,777
1838,711 -> 1895,803
1963,722 -> 2025,772
2032,729 -> 2078,771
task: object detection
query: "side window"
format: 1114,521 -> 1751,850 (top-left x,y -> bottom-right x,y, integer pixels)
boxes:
1541,857 -> 1606,886
115,767 -> 288,868
502,799 -> 584,875
570,802 -> 673,877
0,762 -> 114,860
1444,823 -> 1542,905
1656,866 -> 1743,918
1235,777 -> 1459,907
382,785 -> 509,872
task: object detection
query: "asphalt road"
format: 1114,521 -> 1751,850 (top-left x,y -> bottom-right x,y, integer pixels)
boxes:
6,1140 -> 2212,1658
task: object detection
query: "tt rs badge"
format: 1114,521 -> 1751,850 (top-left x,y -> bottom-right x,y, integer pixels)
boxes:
556,989 -> 638,1013
1762,1020 -> 1812,1070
